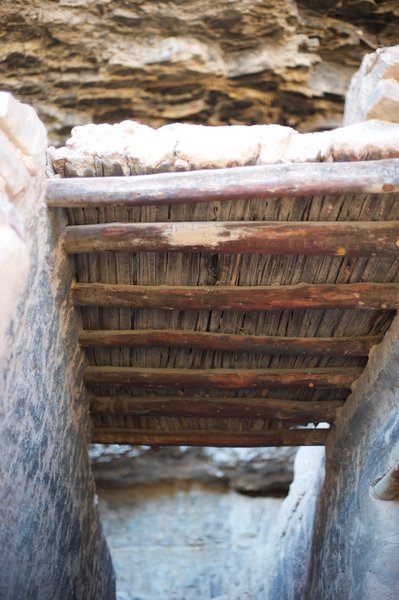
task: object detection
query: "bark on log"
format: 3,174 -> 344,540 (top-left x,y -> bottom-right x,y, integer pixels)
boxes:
84,366 -> 361,388
46,159 -> 399,207
72,282 -> 399,311
89,395 -> 343,422
79,329 -> 381,356
63,221 -> 399,256
91,427 -> 329,447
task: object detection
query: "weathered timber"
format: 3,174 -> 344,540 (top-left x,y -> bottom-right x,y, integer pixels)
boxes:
46,159 -> 399,208
91,427 -> 329,446
79,329 -> 381,356
83,366 -> 361,388
72,282 -> 399,311
89,395 -> 343,422
63,220 -> 399,256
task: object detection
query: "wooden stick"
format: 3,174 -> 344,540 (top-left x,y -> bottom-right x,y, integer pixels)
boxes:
78,329 -> 381,356
46,158 -> 399,208
63,220 -> 399,256
91,427 -> 330,446
72,282 -> 399,311
84,366 -> 361,388
89,395 -> 343,422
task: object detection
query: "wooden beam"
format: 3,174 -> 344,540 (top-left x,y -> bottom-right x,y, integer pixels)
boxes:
79,329 -> 381,356
63,221 -> 399,256
46,158 -> 399,208
89,395 -> 343,423
91,427 -> 329,447
84,366 -> 361,388
72,282 -> 399,311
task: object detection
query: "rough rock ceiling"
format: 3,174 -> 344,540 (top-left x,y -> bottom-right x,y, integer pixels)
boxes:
1,1 -> 399,145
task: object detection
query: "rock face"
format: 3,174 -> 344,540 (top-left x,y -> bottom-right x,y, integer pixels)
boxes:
1,1 -> 399,145
90,445 -> 296,496
97,480 -> 283,600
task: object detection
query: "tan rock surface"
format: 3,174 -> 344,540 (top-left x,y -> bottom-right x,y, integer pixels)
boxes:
1,1 -> 399,145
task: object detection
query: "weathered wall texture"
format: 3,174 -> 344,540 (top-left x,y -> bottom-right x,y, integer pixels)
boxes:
267,446 -> 325,600
2,1 -> 399,145
0,93 -> 115,599
305,316 -> 399,600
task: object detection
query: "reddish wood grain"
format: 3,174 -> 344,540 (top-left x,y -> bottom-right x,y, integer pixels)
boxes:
89,395 -> 343,422
84,366 -> 361,388
63,220 -> 399,256
78,329 -> 381,356
72,282 -> 399,311
91,427 -> 330,447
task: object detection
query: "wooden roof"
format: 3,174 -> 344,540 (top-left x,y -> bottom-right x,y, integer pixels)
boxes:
46,159 -> 399,447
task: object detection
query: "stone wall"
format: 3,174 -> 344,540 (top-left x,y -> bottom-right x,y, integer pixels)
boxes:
305,315 -> 399,600
0,93 -> 115,600
267,446 -> 325,600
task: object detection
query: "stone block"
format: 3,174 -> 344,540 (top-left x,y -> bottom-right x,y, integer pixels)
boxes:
257,125 -> 297,164
50,114 -> 399,182
0,92 -> 47,174
125,127 -> 177,174
0,129 -> 31,199
0,223 -> 29,361
174,124 -> 262,169
284,120 -> 399,163
344,45 -> 399,125
0,193 -> 26,240
366,79 -> 399,122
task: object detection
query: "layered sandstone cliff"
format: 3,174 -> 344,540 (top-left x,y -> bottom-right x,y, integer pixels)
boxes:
2,1 -> 399,144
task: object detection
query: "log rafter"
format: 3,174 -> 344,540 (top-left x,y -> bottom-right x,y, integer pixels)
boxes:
89,395 -> 343,423
84,366 -> 362,389
78,329 -> 381,356
46,158 -> 399,208
72,282 -> 399,311
91,428 -> 330,447
63,220 -> 399,256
